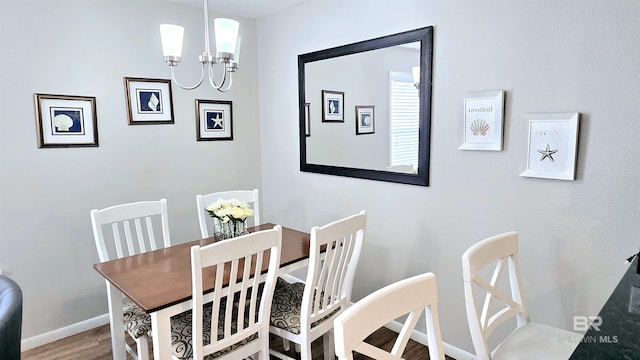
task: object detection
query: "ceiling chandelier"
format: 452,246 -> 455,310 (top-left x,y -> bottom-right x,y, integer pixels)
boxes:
159,0 -> 241,92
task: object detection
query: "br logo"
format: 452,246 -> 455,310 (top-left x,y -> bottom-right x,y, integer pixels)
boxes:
573,316 -> 602,332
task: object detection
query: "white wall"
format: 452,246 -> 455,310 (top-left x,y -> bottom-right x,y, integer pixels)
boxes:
258,0 -> 640,354
0,0 -> 261,339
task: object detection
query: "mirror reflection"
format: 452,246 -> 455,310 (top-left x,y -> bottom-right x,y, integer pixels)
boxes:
299,27 -> 433,186
305,42 -> 420,173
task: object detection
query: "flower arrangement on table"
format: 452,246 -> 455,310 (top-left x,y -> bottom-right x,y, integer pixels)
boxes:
206,199 -> 255,239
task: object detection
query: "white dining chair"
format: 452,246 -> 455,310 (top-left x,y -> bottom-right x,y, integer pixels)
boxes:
462,231 -> 580,360
90,199 -> 172,360
169,225 -> 282,360
334,272 -> 445,360
269,211 -> 367,360
196,189 -> 261,238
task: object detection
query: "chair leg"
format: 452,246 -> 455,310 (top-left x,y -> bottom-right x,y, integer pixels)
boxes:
323,331 -> 335,360
300,341 -> 313,360
136,335 -> 150,360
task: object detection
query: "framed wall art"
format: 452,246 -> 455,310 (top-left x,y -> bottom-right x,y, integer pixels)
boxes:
355,105 -> 375,135
33,93 -> 98,148
305,102 -> 311,137
196,99 -> 233,141
520,112 -> 580,181
458,90 -> 505,151
322,90 -> 344,122
124,77 -> 174,125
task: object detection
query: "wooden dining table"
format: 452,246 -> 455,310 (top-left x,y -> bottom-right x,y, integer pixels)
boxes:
93,223 -> 311,360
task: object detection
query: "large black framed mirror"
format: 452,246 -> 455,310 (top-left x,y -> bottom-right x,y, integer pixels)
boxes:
299,26 -> 433,186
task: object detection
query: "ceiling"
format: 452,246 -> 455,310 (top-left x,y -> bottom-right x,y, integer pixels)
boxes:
168,0 -> 309,19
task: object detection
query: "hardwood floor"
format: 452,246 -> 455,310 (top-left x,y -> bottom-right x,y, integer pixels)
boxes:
22,324 -> 455,359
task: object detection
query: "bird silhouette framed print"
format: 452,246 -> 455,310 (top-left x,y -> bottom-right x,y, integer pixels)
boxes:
322,90 -> 344,122
124,77 -> 174,125
520,112 -> 580,180
355,105 -> 375,135
196,99 -> 233,141
34,93 -> 98,148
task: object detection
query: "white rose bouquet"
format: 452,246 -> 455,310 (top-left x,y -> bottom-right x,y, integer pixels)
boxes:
206,199 -> 254,238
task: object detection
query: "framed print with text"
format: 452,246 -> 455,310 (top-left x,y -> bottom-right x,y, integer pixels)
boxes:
459,90 -> 505,151
322,90 -> 344,122
520,112 -> 580,181
34,93 -> 98,148
124,77 -> 174,125
196,99 -> 233,141
355,105 -> 375,135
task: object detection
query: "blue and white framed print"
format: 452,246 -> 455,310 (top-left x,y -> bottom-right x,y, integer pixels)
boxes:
520,112 -> 580,181
124,77 -> 174,125
355,105 -> 375,135
34,93 -> 98,148
322,90 -> 344,122
196,99 -> 233,141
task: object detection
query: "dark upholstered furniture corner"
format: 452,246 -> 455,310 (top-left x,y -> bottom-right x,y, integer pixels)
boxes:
0,275 -> 22,360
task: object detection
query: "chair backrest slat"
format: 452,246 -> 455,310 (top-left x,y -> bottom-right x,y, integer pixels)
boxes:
462,231 -> 530,360
192,225 -> 281,359
334,272 -> 445,360
91,199 -> 171,262
302,211 -> 366,328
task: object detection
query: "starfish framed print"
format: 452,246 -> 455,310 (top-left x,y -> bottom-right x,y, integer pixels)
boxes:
458,90 -> 505,151
196,99 -> 233,141
520,112 -> 580,180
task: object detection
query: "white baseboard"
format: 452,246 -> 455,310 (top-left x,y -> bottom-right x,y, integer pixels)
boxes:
21,313 -> 110,351
385,320 -> 476,360
20,313 -> 476,359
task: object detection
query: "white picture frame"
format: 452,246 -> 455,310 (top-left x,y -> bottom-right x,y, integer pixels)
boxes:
520,112 -> 580,181
458,90 -> 505,151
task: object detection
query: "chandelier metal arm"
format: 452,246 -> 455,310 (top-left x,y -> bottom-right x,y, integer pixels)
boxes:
206,61 -> 231,90
160,0 -> 239,93
170,63 -> 205,90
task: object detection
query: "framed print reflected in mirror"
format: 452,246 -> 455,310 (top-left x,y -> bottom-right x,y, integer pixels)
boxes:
322,90 -> 344,122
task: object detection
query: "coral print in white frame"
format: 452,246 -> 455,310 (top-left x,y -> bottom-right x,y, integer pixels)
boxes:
520,112 -> 580,181
459,90 -> 505,151
33,93 -> 98,148
196,99 -> 233,141
124,77 -> 174,125
322,90 -> 344,122
355,105 -> 375,135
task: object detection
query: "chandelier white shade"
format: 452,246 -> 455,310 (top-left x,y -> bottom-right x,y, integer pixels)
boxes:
159,0 -> 240,92
159,24 -> 184,59
214,18 -> 239,56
